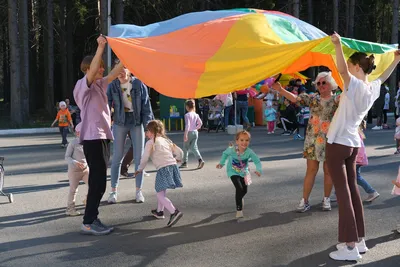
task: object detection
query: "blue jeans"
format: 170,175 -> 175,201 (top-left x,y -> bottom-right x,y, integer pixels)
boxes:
236,101 -> 250,125
111,113 -> 145,189
356,165 -> 376,194
59,126 -> 68,145
224,105 -> 232,127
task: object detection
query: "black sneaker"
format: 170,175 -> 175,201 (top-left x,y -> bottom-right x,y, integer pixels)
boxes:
151,209 -> 165,219
167,210 -> 183,227
198,159 -> 205,169
93,218 -> 114,232
179,162 -> 188,168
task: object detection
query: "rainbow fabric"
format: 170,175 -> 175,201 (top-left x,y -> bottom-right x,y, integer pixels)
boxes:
107,8 -> 398,99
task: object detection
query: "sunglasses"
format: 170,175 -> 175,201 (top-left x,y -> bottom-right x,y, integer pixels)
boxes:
317,81 -> 327,86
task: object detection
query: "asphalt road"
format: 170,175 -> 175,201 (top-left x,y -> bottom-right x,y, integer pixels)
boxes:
1,125 -> 400,267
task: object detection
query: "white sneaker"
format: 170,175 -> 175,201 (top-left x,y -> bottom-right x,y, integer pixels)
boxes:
364,191 -> 380,202
322,197 -> 331,211
397,224 -> 400,234
297,198 -> 311,212
329,246 -> 362,261
336,239 -> 368,253
371,125 -> 382,130
143,171 -> 150,177
66,205 -> 81,216
236,210 -> 244,218
136,190 -> 145,203
107,192 -> 117,204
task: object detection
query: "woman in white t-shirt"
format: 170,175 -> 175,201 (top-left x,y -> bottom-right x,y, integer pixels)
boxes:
326,33 -> 400,262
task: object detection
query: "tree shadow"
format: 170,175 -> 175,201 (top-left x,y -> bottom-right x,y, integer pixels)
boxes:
6,183 -> 69,195
0,210 -> 311,266
0,207 -> 67,228
259,153 -> 303,162
273,232 -> 400,267
365,196 -> 400,210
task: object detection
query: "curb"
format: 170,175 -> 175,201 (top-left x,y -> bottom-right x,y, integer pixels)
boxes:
0,127 -> 59,136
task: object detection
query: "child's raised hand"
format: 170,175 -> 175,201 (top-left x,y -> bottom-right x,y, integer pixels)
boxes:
394,50 -> 400,61
97,35 -> 107,47
331,32 -> 341,45
271,82 -> 282,92
254,171 -> 261,177
216,164 -> 223,169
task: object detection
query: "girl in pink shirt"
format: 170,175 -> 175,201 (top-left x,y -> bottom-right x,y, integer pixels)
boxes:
135,120 -> 184,227
180,99 -> 204,169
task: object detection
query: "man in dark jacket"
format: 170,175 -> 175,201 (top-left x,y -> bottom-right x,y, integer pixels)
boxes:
371,84 -> 387,130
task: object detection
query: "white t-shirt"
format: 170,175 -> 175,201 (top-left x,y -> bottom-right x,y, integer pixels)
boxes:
120,82 -> 133,112
327,75 -> 381,147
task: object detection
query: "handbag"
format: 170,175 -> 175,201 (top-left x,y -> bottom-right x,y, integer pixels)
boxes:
235,146 -> 252,185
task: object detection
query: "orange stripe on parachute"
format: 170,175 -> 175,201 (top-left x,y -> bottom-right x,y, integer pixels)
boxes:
107,16 -> 240,99
283,51 -> 343,88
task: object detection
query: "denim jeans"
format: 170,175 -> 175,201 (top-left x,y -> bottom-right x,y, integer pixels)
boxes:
59,126 -> 68,145
236,101 -> 250,125
110,113 -> 145,189
183,131 -> 202,162
356,165 -> 376,194
224,105 -> 232,127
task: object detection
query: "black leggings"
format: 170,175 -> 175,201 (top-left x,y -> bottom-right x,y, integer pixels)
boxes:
383,109 -> 388,124
230,175 -> 248,211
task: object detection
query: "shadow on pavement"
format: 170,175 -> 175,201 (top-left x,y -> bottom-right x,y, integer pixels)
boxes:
6,183 -> 69,195
0,207 -> 67,228
273,232 -> 400,267
0,210 -> 311,266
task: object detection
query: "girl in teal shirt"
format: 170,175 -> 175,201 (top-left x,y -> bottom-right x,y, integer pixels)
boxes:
217,131 -> 262,218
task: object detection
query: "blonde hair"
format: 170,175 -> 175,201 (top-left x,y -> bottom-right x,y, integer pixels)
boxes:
235,130 -> 251,140
314,72 -> 338,90
358,120 -> 366,139
146,120 -> 173,146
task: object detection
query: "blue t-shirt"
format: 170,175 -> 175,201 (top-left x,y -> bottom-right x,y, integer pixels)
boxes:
219,146 -> 262,178
264,108 -> 277,122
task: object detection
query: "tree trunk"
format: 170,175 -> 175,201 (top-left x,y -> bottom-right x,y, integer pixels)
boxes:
348,0 -> 355,37
66,0 -> 74,100
99,0 -> 108,74
8,0 -> 22,125
333,0 -> 339,32
28,0 -> 36,113
345,0 -> 350,36
19,0 -> 30,122
390,0 -> 399,92
59,0 -> 68,99
44,0 -> 54,115
307,0 -> 313,24
293,0 -> 300,18
115,0 -> 124,24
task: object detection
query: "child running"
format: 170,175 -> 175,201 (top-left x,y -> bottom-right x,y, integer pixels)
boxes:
216,131 -> 262,218
134,120 -> 184,227
65,123 -> 88,216
51,101 -> 74,147
264,101 -> 277,134
356,120 -> 379,202
180,99 -> 205,169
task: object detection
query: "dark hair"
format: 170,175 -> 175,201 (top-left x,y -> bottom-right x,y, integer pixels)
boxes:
185,99 -> 195,110
349,52 -> 376,74
80,55 -> 105,73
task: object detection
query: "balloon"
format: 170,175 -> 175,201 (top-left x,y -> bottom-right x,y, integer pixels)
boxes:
265,77 -> 275,87
255,84 -> 262,91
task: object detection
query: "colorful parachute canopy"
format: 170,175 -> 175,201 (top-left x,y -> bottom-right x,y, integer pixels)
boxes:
107,8 -> 398,99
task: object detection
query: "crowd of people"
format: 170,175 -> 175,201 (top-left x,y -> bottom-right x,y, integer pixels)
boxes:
46,33 -> 400,262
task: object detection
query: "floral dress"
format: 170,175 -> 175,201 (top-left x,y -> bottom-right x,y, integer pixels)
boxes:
297,94 -> 339,162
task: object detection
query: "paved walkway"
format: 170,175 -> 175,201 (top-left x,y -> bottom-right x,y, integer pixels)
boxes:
1,127 -> 400,267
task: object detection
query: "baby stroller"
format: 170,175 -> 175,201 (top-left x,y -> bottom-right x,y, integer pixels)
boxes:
198,98 -> 210,130
207,99 -> 224,133
0,157 -> 13,203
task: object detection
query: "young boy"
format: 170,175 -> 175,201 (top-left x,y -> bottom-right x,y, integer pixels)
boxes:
73,35 -> 124,235
51,101 -> 74,147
